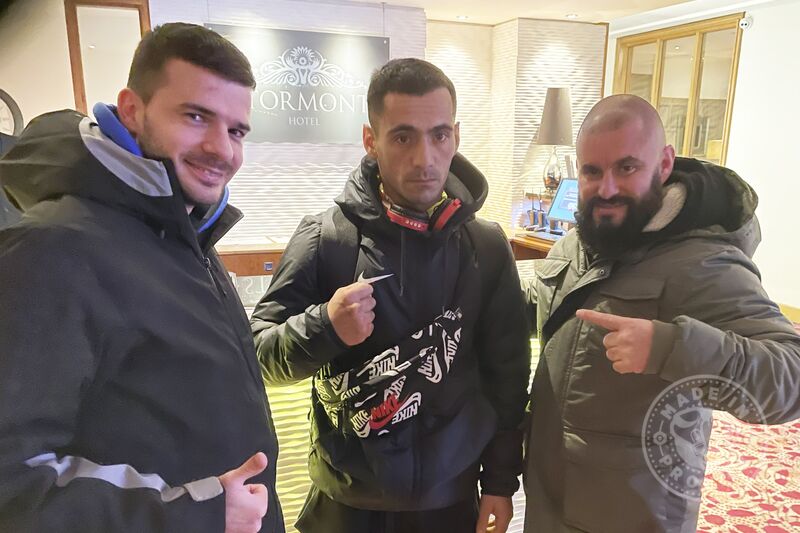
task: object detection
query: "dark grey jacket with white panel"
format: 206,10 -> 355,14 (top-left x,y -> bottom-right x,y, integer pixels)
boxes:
0,110 -> 284,532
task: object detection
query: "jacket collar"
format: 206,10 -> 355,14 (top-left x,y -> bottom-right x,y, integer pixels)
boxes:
335,152 -> 489,236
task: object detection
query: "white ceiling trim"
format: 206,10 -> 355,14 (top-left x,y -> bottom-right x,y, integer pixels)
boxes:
608,0 -> 781,37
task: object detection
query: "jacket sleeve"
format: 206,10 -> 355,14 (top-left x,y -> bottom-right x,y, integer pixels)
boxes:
251,216 -> 348,385
647,246 -> 800,424
0,227 -> 227,532
474,225 -> 532,496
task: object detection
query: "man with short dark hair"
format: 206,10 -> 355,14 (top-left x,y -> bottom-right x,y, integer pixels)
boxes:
0,23 -> 283,533
523,94 -> 800,532
250,58 -> 531,533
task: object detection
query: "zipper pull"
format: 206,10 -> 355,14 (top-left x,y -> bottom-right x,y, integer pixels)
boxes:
203,256 -> 228,297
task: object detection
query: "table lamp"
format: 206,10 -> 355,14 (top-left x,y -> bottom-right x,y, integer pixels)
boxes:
532,87 -> 573,195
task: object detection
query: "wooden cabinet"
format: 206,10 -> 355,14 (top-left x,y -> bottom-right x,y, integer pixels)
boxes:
510,235 -> 553,260
216,245 -> 286,276
218,237 -> 553,276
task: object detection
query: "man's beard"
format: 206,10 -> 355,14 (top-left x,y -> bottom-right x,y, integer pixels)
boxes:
137,117 -> 232,208
576,169 -> 664,259
136,118 -> 169,164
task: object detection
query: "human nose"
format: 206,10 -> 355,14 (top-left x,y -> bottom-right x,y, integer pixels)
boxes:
411,137 -> 434,169
597,169 -> 619,199
201,124 -> 234,163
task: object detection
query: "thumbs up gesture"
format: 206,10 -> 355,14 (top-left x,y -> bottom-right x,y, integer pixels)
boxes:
219,452 -> 270,533
576,309 -> 654,374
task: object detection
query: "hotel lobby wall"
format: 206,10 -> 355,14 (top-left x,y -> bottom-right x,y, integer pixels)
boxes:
2,1 -> 606,243
604,0 -> 800,308
427,19 -> 607,229
0,0 -> 75,126
425,21 -> 496,219
149,0 -> 427,245
726,0 -> 800,310
488,19 -> 521,231
509,19 -> 606,228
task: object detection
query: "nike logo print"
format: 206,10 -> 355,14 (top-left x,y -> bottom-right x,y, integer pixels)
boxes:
354,392 -> 377,408
357,272 -> 394,284
369,394 -> 400,430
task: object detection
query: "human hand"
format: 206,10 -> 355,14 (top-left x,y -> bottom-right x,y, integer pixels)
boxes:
476,494 -> 513,533
328,282 -> 376,346
576,309 -> 654,374
219,452 -> 269,533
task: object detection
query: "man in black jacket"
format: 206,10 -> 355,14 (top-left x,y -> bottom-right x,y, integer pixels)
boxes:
251,58 -> 531,533
0,23 -> 282,532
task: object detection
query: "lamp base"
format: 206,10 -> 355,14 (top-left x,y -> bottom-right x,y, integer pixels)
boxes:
542,146 -> 562,191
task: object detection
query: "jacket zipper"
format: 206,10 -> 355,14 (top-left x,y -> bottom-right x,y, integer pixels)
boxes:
201,254 -> 264,392
203,255 -> 228,297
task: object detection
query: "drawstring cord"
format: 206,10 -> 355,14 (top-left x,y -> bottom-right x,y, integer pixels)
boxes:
400,230 -> 406,296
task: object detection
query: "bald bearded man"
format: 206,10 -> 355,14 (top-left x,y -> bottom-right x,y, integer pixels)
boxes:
522,94 -> 800,532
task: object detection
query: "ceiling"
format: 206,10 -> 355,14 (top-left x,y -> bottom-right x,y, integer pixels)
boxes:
357,0 -> 690,25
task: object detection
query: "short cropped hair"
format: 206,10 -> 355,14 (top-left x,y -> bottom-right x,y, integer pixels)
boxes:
367,58 -> 456,129
127,22 -> 255,102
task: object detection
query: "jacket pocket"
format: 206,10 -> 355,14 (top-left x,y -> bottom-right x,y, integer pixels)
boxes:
533,257 -> 571,330
562,427 -> 698,533
593,276 -> 665,320
534,257 -> 570,280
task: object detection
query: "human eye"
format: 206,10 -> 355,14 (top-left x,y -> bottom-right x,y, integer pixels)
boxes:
185,112 -> 205,123
617,160 -> 641,175
581,166 -> 601,180
434,130 -> 450,142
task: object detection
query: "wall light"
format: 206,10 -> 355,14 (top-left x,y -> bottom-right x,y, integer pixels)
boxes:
565,14 -> 579,19
456,15 -> 469,21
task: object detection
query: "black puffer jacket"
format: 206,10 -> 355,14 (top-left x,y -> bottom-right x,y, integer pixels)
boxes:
251,154 -> 531,511
0,110 -> 284,532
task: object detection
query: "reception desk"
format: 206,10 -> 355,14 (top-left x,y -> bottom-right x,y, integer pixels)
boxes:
217,244 -> 286,276
218,234 -> 553,276
509,234 -> 555,260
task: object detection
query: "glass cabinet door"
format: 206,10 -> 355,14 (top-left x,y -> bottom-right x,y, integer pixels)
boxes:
77,5 -> 142,114
690,28 -> 737,164
627,42 -> 658,103
657,35 -> 696,156
613,14 -> 743,165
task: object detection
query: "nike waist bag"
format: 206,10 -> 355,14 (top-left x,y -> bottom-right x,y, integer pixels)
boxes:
314,307 -> 463,439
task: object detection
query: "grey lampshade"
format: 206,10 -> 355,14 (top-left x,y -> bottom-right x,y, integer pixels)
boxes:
535,87 -> 573,146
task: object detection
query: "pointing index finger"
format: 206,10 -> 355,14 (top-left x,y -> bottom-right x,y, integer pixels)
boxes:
576,309 -> 628,331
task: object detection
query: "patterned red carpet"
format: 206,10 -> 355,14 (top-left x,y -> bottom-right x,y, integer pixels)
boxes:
697,412 -> 800,532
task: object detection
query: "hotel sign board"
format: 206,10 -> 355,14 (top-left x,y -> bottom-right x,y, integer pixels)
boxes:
208,24 -> 389,144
